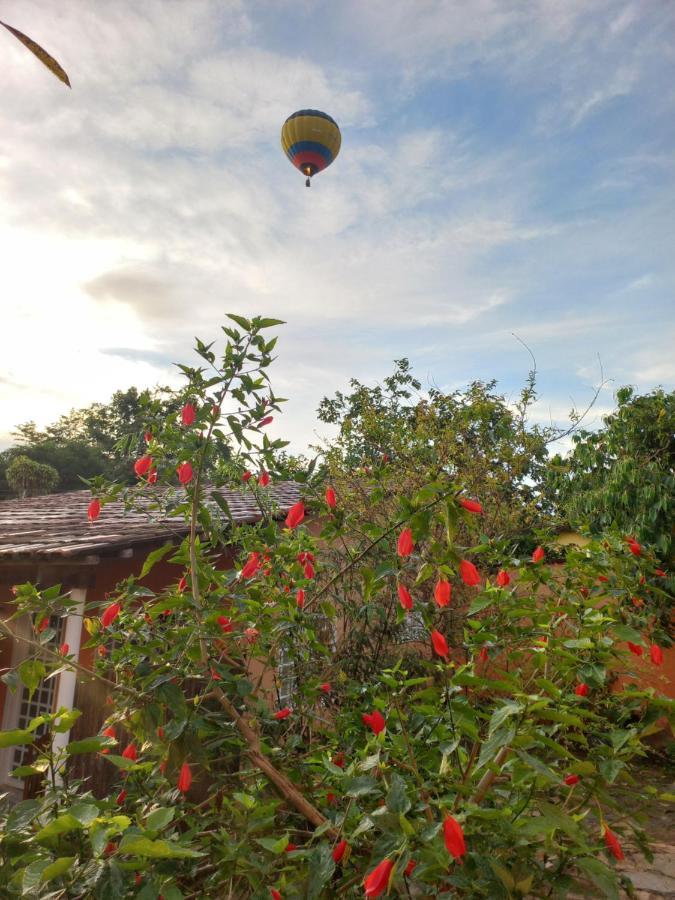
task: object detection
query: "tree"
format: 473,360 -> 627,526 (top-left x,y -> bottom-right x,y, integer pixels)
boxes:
4,454 -> 58,498
548,386 -> 675,563
0,320 -> 671,899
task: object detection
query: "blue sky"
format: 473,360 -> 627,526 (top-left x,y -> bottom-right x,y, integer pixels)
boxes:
1,0 -> 673,453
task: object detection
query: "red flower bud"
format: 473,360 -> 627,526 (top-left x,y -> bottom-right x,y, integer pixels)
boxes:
574,683 -> 589,697
296,589 -> 305,609
258,471 -> 270,487
325,486 -> 337,508
362,709 -> 386,735
181,403 -> 196,426
532,546 -> 545,563
157,727 -> 165,739
397,527 -> 414,557
241,552 -> 261,579
304,561 -> 315,580
258,416 -> 273,427
274,707 -> 292,720
563,774 -> 580,786
627,641 -> 643,657
431,629 -> 449,659
88,498 -> 101,522
320,682 -> 331,693
116,789 -> 127,804
650,644 -> 663,666
478,646 -> 489,663
177,461 -> 193,485
178,761 -> 192,794
285,501 -> 305,529
655,568 -> 666,577
434,579 -> 452,608
285,843 -> 298,852
332,839 -> 348,863
144,431 -> 153,443
59,643 -> 69,656
177,576 -> 187,593
122,744 -> 137,761
101,602 -> 121,628
397,584 -> 413,610
496,570 -> 510,587
217,616 -> 233,633
627,540 -> 641,556
459,559 -> 480,586
404,859 -> 417,877
242,470 -> 252,482
134,455 -> 153,477
270,890 -> 282,900
37,616 -> 49,633
102,727 -> 116,739
326,792 -> 337,806
443,815 -> 466,858
333,752 -> 345,768
603,825 -> 624,860
364,859 -> 394,898
459,498 -> 482,513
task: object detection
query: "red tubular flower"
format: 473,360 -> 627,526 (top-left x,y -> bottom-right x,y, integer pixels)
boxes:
496,570 -> 510,587
116,789 -> 127,805
304,561 -> 315,580
177,761 -> 192,794
144,431 -> 153,443
134,455 -> 153,477
242,470 -> 252,482
270,890 -> 282,900
333,839 -> 348,864
628,540 -> 641,556
598,575 -> 608,583
459,498 -> 482,514
274,707 -> 292,720
362,710 -> 386,735
177,576 -> 187,593
296,589 -> 305,610
319,682 -> 331,693
397,527 -> 414,557
181,403 -> 196,426
285,501 -> 305,529
122,744 -> 137,761
575,683 -> 589,697
147,469 -> 158,484
459,560 -> 480,586
443,815 -> 466,859
478,646 -> 489,664
101,602 -> 121,628
603,825 -> 624,861
325,486 -> 337,508
532,546 -> 545,563
431,629 -> 449,660
102,727 -> 116,739
655,568 -> 666,577
258,471 -> 270,487
177,462 -> 193,485
364,859 -> 394,898
627,641 -> 643,657
563,774 -> 580,786
59,643 -> 69,656
650,644 -> 664,666
217,616 -> 233,633
434,579 -> 452,608
397,584 -> 413,611
258,416 -> 273,427
404,859 -> 417,877
88,498 -> 101,522
37,617 -> 49,633
241,552 -> 261,579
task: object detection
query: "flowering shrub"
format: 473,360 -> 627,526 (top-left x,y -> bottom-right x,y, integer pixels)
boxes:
0,316 -> 672,899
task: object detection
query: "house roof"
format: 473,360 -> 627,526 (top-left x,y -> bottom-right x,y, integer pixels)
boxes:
0,483 -> 301,561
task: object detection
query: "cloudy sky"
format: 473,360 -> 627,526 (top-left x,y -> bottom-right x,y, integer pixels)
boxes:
1,0 -> 674,453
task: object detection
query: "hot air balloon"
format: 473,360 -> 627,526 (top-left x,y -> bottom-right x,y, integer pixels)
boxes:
281,109 -> 341,187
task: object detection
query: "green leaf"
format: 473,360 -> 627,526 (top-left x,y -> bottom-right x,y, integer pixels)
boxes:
0,728 -> 34,748
41,856 -> 76,883
69,803 -> 99,826
489,860 -> 515,891
488,701 -> 522,736
118,836 -> 204,858
140,543 -> 174,578
18,659 -> 46,699
576,857 -> 620,900
477,725 -> 515,770
226,313 -> 250,331
468,594 -> 496,616
66,737 -> 106,755
53,707 -> 82,733
256,317 -> 286,328
307,844 -> 336,900
7,799 -> 41,831
344,775 -> 380,798
22,860 -> 50,895
35,813 -> 82,842
386,772 -> 411,814
146,807 -> 175,832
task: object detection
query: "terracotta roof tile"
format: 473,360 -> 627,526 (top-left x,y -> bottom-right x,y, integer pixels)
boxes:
0,483 -> 300,560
